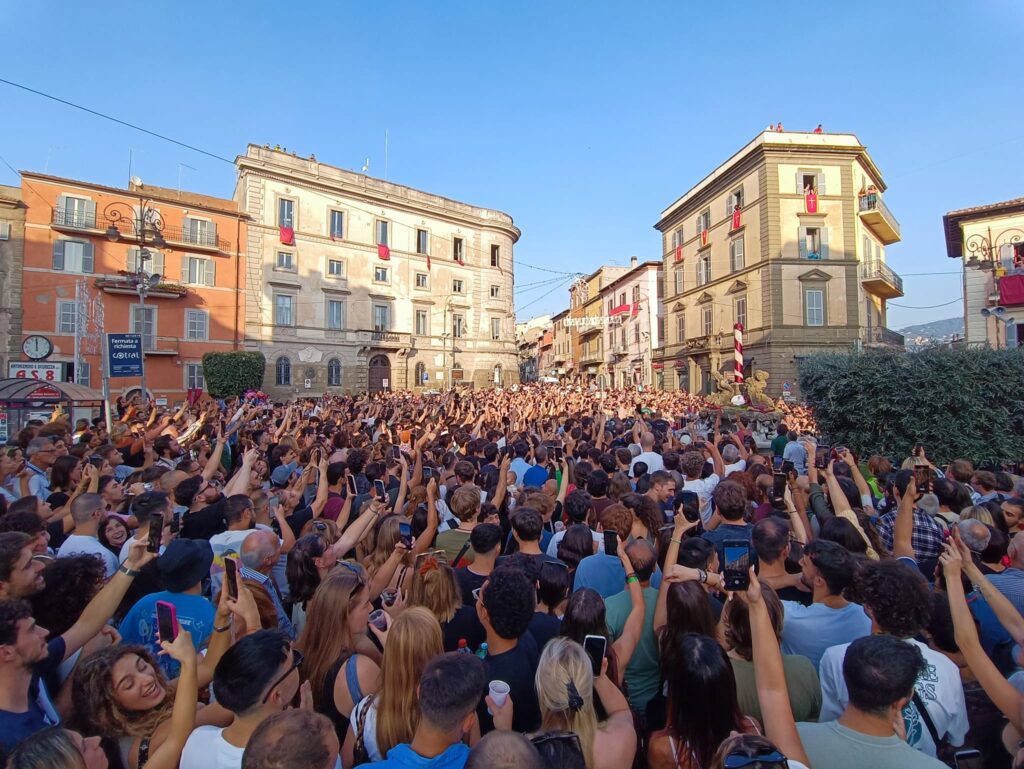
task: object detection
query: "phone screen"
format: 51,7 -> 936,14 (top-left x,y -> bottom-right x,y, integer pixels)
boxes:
147,512 -> 164,553
772,456 -> 784,471
398,521 -> 413,548
169,512 -> 180,535
772,472 -> 787,501
374,479 -> 387,499
554,446 -> 563,461
224,557 -> 238,600
603,530 -> 618,557
815,445 -> 831,469
723,542 -> 751,591
391,445 -> 401,460
953,750 -> 983,769
156,600 -> 178,642
347,475 -> 358,495
914,465 -> 933,494
422,467 -> 434,481
582,634 -> 607,676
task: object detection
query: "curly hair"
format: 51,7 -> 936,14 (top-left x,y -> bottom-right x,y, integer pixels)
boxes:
72,644 -> 176,738
857,559 -> 932,638
30,556 -> 106,638
481,566 -> 535,640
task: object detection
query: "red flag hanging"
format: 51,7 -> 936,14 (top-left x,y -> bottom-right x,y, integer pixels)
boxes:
610,304 -> 631,317
674,245 -> 683,262
805,192 -> 818,214
279,226 -> 295,245
426,252 -> 431,270
631,302 -> 640,318
377,244 -> 391,261
699,229 -> 709,247
732,206 -> 742,230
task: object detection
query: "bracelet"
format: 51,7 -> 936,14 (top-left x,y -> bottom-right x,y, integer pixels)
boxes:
697,568 -> 707,584
626,574 -> 639,585
670,538 -> 684,545
118,563 -> 140,578
214,622 -> 232,633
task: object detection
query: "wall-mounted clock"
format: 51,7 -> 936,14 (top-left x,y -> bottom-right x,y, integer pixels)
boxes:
22,336 -> 53,361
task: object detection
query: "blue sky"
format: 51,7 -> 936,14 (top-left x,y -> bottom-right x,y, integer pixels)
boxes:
2,1 -> 1022,329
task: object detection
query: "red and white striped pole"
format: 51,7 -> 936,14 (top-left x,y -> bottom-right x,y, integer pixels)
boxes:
733,323 -> 744,384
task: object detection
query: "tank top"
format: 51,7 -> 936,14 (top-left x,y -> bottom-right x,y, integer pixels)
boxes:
320,653 -> 365,743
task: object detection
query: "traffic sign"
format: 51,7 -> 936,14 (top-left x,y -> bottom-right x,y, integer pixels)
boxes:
107,334 -> 144,378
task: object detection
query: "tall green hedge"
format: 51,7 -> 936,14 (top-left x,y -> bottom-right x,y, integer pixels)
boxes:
201,351 -> 266,398
797,347 -> 1024,464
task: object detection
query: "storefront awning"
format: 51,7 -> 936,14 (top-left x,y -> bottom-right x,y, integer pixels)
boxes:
0,378 -> 105,403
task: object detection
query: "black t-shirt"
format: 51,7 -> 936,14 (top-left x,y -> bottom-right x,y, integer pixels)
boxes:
442,605 -> 486,653
775,584 -> 813,606
0,637 -> 65,763
286,506 -> 314,539
528,611 -> 561,653
180,497 -> 228,540
455,566 -> 488,607
478,633 -> 541,734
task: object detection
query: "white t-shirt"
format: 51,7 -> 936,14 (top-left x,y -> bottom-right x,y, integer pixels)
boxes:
180,726 -> 244,769
119,535 -> 166,563
630,451 -> 664,475
683,474 -> 721,523
57,534 -> 118,577
818,638 -> 968,757
546,527 -> 602,558
724,459 -> 747,477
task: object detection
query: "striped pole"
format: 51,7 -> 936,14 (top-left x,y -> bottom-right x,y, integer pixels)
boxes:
734,323 -> 744,384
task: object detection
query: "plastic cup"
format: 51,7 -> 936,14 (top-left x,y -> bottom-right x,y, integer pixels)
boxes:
488,680 -> 510,708
368,609 -> 388,632
380,588 -> 398,607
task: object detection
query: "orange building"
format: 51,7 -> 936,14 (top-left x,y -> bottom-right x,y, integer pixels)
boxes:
19,173 -> 247,404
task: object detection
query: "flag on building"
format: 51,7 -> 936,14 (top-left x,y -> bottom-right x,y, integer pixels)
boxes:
377,244 -> 391,261
426,252 -> 431,270
279,226 -> 295,245
674,245 -> 683,262
610,304 -> 631,317
632,302 -> 640,318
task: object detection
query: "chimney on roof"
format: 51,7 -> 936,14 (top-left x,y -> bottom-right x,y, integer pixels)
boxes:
630,256 -> 638,268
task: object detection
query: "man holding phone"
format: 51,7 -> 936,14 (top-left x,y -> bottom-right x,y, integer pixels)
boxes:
700,482 -> 753,562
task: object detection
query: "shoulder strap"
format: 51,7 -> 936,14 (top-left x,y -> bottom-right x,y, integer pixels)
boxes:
453,539 -> 472,568
345,653 -> 365,703
353,696 -> 370,758
912,690 -> 942,748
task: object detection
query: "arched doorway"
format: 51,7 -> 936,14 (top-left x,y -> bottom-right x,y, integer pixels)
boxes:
368,355 -> 391,392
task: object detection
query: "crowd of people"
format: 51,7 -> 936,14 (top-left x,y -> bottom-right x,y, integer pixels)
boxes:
0,382 -> 1022,769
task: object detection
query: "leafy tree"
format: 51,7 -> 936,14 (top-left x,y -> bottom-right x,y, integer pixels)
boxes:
201,352 -> 266,399
797,347 -> 1024,465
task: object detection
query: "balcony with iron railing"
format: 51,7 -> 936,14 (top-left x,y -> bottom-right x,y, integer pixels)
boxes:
580,348 -> 603,364
51,208 -> 228,252
858,195 -> 901,244
861,259 -> 904,299
864,327 -> 905,348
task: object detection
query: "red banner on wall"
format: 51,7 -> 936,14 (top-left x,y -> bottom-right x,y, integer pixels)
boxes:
804,192 -> 818,214
732,207 -> 742,230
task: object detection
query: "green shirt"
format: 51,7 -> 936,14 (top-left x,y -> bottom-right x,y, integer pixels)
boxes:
730,654 -> 822,724
435,529 -> 474,565
796,722 -> 948,769
605,585 -> 659,711
770,434 -> 789,456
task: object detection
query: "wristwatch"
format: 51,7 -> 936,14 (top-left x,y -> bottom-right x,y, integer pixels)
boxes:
118,563 -> 140,578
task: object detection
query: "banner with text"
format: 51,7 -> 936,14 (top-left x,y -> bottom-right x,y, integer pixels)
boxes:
106,334 -> 144,378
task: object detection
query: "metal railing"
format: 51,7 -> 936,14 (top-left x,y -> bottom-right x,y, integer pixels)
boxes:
53,208 -> 97,229
52,208 -> 225,249
865,327 -> 905,347
862,260 -> 904,294
858,195 -> 901,236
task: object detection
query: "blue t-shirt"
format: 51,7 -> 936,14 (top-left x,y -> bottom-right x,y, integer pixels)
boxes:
780,601 -> 872,668
357,742 -> 470,769
0,637 -> 65,763
119,591 -> 215,678
572,553 -> 663,599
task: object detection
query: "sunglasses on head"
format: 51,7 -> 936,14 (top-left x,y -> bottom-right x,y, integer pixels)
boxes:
723,750 -> 789,768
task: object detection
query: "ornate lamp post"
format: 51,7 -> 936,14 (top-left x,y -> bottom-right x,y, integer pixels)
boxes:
104,189 -> 166,404
964,226 -> 1024,271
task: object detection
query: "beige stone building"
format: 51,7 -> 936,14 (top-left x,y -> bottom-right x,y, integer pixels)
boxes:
235,146 -> 521,394
569,265 -> 628,387
654,130 -> 904,396
0,185 -> 25,377
943,197 -> 1024,348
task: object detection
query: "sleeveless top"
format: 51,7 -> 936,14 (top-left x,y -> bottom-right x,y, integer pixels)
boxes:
320,653 -> 365,743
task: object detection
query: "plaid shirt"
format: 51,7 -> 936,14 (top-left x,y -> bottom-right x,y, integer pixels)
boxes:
876,508 -> 946,561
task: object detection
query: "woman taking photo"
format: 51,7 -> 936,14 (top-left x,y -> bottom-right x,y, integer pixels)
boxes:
533,637 -> 636,769
343,607 -> 444,765
297,566 -> 381,745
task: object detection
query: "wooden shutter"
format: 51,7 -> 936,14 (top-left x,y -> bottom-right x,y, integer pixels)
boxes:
127,247 -> 139,272
52,240 -> 65,270
798,228 -> 808,259
150,251 -> 165,278
795,172 -> 803,194
181,257 -> 190,284
205,259 -> 216,287
81,242 -> 94,273
817,173 -> 826,195
56,194 -> 67,221
819,228 -> 829,260
84,199 -> 97,226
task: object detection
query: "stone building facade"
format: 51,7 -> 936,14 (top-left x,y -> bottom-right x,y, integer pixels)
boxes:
234,146 -> 520,396
0,185 -> 25,377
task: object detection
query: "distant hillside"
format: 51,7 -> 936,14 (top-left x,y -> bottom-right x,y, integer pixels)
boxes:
899,316 -> 964,350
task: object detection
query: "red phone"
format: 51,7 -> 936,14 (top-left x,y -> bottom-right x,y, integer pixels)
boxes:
155,600 -> 178,642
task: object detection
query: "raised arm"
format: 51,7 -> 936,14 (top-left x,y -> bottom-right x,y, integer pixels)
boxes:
892,476 -> 916,561
610,541 -> 645,681
840,449 -> 873,505
142,631 -> 198,769
201,428 -> 226,482
412,479 -> 441,556
223,447 -> 258,497
307,456 -> 331,519
392,455 -> 410,516
825,461 -> 879,560
653,516 -> 700,635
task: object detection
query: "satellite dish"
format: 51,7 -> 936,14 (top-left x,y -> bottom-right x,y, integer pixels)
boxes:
130,175 -> 142,187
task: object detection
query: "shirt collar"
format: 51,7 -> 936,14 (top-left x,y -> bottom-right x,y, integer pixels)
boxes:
239,565 -> 268,584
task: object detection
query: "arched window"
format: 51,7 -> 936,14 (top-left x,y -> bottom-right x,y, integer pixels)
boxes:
327,358 -> 342,387
276,356 -> 291,386
415,362 -> 427,387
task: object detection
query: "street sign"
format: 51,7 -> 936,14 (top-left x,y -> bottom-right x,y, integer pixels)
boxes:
782,381 -> 792,392
422,371 -> 429,384
9,362 -> 63,381
0,407 -> 7,443
106,334 -> 144,378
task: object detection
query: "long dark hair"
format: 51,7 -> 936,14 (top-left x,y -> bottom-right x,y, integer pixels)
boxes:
557,524 -> 593,571
286,534 -> 328,606
49,455 -> 80,492
662,633 -> 744,769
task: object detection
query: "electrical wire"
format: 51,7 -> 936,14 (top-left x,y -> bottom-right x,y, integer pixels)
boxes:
889,297 -> 963,309
515,276 -> 575,314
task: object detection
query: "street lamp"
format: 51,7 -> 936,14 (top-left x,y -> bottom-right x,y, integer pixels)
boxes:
964,226 -> 1024,271
104,189 -> 166,405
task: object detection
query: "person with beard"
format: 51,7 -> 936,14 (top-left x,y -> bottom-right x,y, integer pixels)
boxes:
176,475 -> 229,541
208,495 -> 293,596
153,435 -> 185,471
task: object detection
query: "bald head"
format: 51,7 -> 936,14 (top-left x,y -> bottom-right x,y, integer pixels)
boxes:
70,492 -> 104,525
625,539 -> 657,582
160,470 -> 188,493
640,431 -> 655,450
958,519 -> 991,553
466,731 -> 545,769
241,529 -> 279,573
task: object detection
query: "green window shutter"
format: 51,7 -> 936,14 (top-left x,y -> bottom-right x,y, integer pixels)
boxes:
53,240 -> 65,270
205,259 -> 216,287
816,173 -> 826,195
84,200 -> 97,227
820,228 -> 830,260
81,242 -> 94,273
798,228 -> 808,259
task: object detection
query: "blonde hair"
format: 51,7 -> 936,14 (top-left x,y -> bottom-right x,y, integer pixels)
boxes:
366,515 -> 404,578
373,607 -> 444,755
297,568 -> 368,712
961,505 -> 995,527
450,485 -> 481,522
535,638 -> 599,768
407,558 -> 461,623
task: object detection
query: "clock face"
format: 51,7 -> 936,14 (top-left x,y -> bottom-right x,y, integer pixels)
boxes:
22,336 -> 53,361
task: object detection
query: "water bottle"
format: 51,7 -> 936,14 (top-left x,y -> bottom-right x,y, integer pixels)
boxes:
475,642 -> 488,659
457,638 -> 471,654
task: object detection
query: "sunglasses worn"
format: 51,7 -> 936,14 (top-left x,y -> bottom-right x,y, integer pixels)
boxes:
723,750 -> 788,768
262,648 -> 304,704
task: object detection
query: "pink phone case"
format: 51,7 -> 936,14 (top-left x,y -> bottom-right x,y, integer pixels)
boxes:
155,600 -> 178,641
